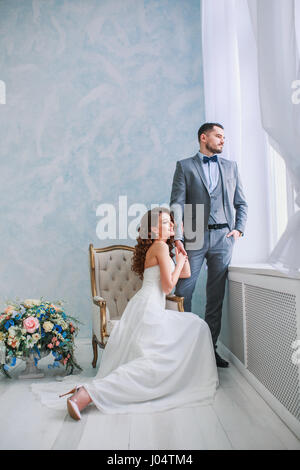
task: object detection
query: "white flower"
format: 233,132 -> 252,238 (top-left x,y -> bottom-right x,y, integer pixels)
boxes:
32,333 -> 41,343
23,299 -> 41,308
55,318 -> 68,330
8,326 -> 19,337
25,336 -> 35,348
43,321 -> 54,332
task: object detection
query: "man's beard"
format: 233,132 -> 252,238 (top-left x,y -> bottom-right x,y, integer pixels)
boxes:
206,143 -> 223,154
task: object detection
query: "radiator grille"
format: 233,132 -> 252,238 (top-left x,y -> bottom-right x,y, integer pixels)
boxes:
222,280 -> 245,364
245,284 -> 300,421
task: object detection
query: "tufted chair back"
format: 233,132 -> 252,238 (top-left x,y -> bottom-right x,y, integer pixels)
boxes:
90,244 -> 142,320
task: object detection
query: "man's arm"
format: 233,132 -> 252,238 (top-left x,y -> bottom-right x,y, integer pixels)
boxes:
170,161 -> 186,242
233,162 -> 248,235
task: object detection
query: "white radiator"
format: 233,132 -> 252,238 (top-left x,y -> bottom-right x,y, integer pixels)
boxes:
219,264 -> 300,439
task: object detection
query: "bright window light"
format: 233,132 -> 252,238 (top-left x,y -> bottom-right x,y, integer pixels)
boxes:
268,144 -> 288,248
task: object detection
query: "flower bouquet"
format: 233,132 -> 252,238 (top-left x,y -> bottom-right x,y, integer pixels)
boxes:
0,298 -> 83,378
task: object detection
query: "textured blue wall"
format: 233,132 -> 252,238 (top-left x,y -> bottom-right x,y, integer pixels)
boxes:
0,0 -> 205,336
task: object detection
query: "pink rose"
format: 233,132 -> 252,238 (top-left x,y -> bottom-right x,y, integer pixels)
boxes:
23,316 -> 40,333
4,306 -> 14,315
47,343 -> 54,349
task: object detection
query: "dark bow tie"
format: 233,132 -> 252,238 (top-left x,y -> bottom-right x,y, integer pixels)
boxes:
203,155 -> 218,163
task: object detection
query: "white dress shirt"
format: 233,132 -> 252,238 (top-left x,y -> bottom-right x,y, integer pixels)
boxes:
197,151 -> 220,193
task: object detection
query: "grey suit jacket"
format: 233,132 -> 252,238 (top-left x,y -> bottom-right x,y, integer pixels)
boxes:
170,153 -> 248,242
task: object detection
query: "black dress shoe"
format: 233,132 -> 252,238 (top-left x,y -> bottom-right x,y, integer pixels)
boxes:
215,351 -> 229,368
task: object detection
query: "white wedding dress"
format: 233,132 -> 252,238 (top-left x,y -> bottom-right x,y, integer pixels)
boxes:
31,258 -> 219,414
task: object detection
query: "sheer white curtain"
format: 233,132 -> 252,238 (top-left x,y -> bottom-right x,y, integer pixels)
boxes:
201,0 -> 300,273
248,0 -> 300,275
201,0 -> 271,264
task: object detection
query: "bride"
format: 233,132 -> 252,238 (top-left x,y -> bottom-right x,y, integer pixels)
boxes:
34,207 -> 219,420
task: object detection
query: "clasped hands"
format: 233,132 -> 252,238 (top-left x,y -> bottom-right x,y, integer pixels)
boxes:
174,242 -> 190,278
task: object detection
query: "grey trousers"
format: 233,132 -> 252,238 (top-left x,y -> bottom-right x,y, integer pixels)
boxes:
175,227 -> 234,350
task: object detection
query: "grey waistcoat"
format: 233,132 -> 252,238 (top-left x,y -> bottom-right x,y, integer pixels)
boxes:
208,172 -> 227,225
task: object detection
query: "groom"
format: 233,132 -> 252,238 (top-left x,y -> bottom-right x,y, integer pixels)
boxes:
170,123 -> 248,368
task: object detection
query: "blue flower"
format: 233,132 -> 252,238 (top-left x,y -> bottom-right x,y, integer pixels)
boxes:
54,325 -> 62,333
34,345 -> 41,358
53,361 -> 60,368
11,310 -> 20,319
36,308 -> 46,317
3,364 -> 9,371
11,357 -> 16,367
4,319 -> 14,330
52,351 -> 61,360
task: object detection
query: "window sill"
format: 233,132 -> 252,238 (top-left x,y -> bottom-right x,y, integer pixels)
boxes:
228,263 -> 300,280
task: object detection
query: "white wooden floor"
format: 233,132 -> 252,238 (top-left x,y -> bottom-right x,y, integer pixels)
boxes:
0,338 -> 300,450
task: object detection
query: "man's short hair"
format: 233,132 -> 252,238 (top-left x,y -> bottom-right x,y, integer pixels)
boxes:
198,123 -> 224,142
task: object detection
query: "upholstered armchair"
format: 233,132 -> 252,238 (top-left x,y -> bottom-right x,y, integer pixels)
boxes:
89,244 -> 184,368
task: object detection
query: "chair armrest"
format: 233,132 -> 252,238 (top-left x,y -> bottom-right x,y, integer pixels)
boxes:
93,296 -> 106,306
166,294 -> 184,312
93,296 -> 109,344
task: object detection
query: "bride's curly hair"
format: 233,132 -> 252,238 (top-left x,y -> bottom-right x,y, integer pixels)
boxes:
131,207 -> 175,280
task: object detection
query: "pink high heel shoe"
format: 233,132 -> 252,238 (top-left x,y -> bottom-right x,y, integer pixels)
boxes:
59,386 -> 92,421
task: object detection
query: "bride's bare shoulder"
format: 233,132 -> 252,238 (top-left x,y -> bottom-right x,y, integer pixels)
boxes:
151,241 -> 169,255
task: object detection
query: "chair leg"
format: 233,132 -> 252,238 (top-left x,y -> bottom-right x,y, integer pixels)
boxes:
92,334 -> 98,368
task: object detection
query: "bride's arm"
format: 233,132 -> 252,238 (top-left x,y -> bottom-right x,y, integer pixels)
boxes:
179,257 -> 191,278
154,242 -> 186,294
